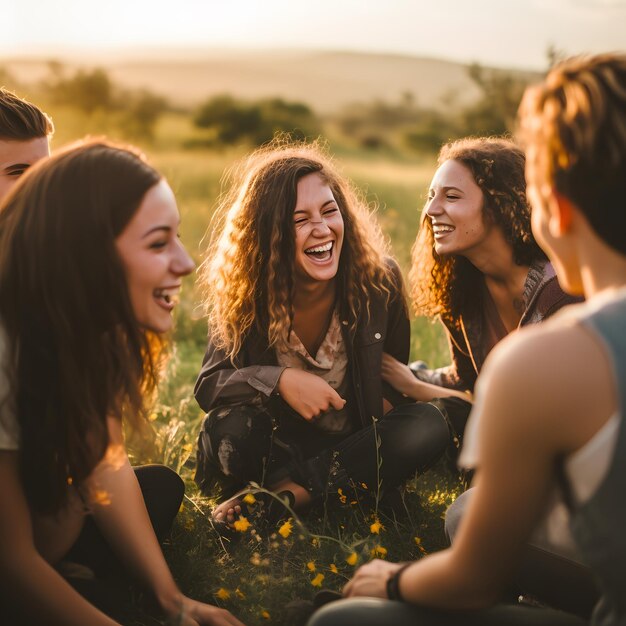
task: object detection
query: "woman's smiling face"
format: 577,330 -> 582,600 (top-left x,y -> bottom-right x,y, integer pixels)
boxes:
292,172 -> 344,286
115,179 -> 195,333
424,159 -> 491,258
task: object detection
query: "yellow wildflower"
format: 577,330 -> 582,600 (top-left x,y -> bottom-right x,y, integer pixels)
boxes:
261,610 -> 271,619
337,488 -> 347,504
414,536 -> 427,554
370,545 -> 388,558
307,561 -> 316,572
361,482 -> 368,489
243,493 -> 256,505
215,588 -> 230,601
370,520 -> 384,534
235,588 -> 245,599
329,563 -> 338,574
311,573 -> 325,587
233,516 -> 251,532
346,552 -> 358,566
148,412 -> 158,422
278,519 -> 293,538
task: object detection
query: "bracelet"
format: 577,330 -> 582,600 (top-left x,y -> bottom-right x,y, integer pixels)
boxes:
386,562 -> 412,602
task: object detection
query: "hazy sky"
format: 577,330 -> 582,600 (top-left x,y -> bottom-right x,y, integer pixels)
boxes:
3,0 -> 625,69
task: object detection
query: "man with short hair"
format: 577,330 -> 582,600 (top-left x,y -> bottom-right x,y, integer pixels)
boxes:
0,87 -> 53,202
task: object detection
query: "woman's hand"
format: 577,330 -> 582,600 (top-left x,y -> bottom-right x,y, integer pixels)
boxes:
180,597 -> 246,625
381,353 -> 419,397
342,559 -> 406,599
382,353 -> 471,403
277,368 -> 346,420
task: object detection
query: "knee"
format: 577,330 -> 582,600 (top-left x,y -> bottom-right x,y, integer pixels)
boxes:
381,402 -> 450,460
444,487 -> 473,543
135,464 -> 184,503
197,405 -> 273,481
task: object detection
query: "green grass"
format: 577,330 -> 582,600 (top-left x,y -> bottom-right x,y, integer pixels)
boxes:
43,108 -> 456,625
133,140 -> 455,624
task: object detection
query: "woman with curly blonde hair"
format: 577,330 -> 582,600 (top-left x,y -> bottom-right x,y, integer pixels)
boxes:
380,137 -> 578,446
194,141 -> 450,527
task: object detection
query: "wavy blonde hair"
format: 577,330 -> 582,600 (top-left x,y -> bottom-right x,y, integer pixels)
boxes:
410,137 -> 545,327
519,53 -> 626,255
201,139 -> 395,358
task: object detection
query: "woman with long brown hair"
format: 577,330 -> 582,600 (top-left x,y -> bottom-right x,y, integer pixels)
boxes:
0,140 -> 243,626
194,140 -> 451,527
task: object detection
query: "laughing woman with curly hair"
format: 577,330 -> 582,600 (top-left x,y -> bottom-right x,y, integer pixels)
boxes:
380,137 -> 579,450
194,141 -> 451,527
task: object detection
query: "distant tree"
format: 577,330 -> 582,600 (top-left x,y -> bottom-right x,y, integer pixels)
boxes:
48,67 -> 114,114
404,110 -> 458,153
459,63 -> 529,136
119,90 -> 169,142
193,95 -> 318,146
39,64 -> 168,141
546,44 -> 567,70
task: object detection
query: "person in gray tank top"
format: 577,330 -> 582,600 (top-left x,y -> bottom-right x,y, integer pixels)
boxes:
307,53 -> 626,626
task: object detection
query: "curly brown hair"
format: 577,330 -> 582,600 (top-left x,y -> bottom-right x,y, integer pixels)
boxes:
519,53 -> 626,255
201,139 -> 395,357
410,137 -> 546,326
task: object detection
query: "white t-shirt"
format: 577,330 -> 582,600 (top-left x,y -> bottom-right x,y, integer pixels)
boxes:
0,326 -> 19,451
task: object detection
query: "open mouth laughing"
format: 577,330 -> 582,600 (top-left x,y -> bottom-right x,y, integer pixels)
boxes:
432,223 -> 455,239
304,240 -> 334,262
153,286 -> 181,310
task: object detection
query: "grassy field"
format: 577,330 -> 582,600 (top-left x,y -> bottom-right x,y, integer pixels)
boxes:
42,107 -> 459,625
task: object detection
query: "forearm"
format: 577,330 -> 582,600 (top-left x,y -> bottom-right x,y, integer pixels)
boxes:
405,377 -> 472,403
195,362 -> 285,410
398,550 -> 499,610
88,453 -> 182,614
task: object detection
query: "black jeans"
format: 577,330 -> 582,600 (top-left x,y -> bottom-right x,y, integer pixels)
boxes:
195,398 -> 456,503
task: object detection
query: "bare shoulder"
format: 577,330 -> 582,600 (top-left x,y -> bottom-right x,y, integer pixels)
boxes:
478,316 -> 615,454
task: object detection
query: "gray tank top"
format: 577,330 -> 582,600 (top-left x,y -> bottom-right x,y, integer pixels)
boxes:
569,291 -> 626,626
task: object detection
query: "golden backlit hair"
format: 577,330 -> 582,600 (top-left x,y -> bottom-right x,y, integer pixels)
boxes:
519,53 -> 626,254
201,139 -> 394,357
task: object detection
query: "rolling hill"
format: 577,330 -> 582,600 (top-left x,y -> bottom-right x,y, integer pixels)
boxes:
2,48 -> 540,113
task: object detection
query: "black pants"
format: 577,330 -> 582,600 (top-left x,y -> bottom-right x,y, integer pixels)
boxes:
307,598 -> 587,626
195,398 -> 460,503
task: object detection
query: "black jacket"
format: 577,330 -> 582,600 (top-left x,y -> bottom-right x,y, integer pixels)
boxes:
194,261 -> 410,428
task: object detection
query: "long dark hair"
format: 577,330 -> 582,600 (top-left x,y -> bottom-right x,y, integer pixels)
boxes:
0,140 -> 163,514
